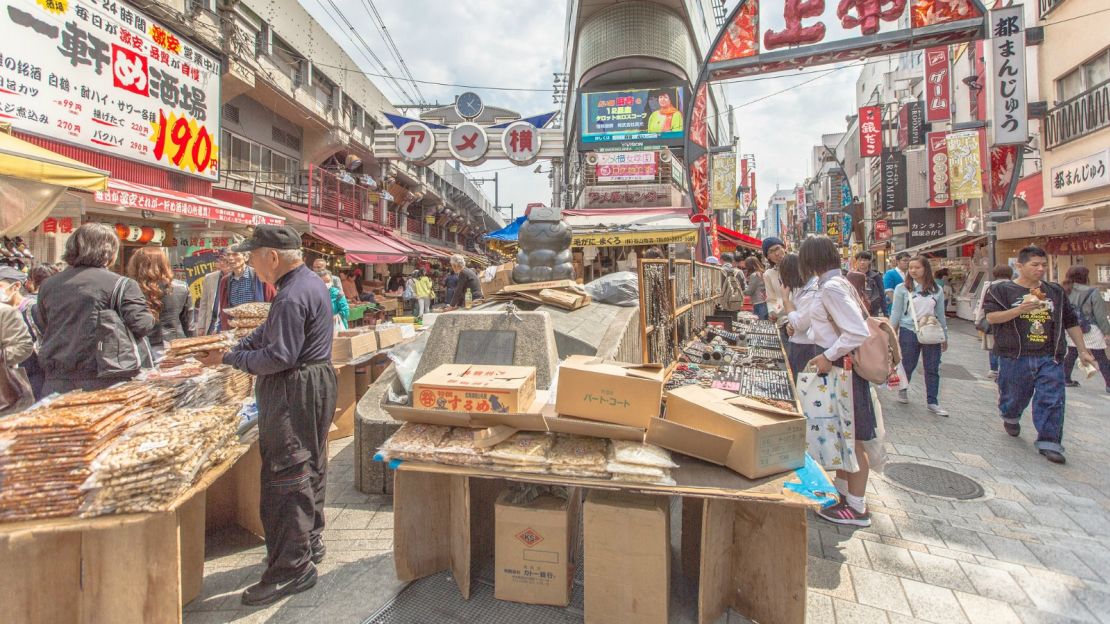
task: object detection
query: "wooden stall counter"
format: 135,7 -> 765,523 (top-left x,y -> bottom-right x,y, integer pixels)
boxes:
389,457 -> 815,624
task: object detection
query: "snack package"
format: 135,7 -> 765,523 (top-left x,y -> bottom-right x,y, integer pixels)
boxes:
487,432 -> 555,465
548,435 -> 608,470
609,440 -> 677,468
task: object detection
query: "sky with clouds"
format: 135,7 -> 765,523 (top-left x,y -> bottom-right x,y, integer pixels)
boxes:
299,0 -> 862,222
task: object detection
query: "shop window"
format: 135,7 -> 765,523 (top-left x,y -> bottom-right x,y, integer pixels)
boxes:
1056,48 -> 1110,102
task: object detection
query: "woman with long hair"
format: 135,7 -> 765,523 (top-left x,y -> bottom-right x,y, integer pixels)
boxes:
127,248 -> 194,353
780,253 -> 820,383
889,255 -> 948,415
743,256 -> 768,319
799,236 -> 877,527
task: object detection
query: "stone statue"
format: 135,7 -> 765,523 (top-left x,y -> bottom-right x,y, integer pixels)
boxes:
513,203 -> 574,283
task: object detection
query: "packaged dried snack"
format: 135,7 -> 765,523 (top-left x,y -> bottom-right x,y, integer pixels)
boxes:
610,440 -> 677,468
548,435 -> 608,470
487,432 -> 555,465
605,461 -> 667,478
379,423 -> 451,456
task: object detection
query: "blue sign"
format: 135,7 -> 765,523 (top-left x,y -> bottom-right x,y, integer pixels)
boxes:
841,181 -> 852,207
815,211 -> 824,232
843,214 -> 853,237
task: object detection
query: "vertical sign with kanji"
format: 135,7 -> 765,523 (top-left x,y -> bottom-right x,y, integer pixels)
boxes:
710,152 -> 738,210
502,121 -> 541,166
859,106 -> 882,157
924,46 -> 951,123
946,130 -> 984,201
927,131 -> 953,208
990,7 -> 1028,145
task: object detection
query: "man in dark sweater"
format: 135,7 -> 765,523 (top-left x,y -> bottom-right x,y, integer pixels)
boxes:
446,253 -> 483,310
983,246 -> 1096,465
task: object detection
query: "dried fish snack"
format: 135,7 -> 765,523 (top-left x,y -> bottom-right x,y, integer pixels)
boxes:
609,440 -> 677,468
225,302 -> 271,318
486,432 -> 555,465
605,461 -> 667,478
379,423 -> 451,456
547,435 -> 608,470
166,335 -> 225,351
487,460 -> 550,475
434,428 -> 488,457
229,318 -> 265,329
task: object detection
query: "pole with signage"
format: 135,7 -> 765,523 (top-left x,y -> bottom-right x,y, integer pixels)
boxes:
989,6 -> 1029,145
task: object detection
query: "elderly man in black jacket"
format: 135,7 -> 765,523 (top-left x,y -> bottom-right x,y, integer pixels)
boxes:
33,223 -> 155,394
199,225 -> 337,606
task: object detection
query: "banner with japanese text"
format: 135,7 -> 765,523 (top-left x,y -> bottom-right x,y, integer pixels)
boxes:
858,106 -> 882,157
946,131 -> 983,201
710,152 -> 738,210
909,208 -> 947,248
924,46 -> 951,123
989,7 -> 1028,145
927,131 -> 952,207
596,151 -> 657,183
0,0 -> 221,180
571,229 -> 697,248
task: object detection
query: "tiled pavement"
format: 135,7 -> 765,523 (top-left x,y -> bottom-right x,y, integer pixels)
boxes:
185,318 -> 1110,623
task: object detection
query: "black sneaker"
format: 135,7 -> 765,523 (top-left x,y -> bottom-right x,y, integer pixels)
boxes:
311,541 -> 326,565
1004,422 -> 1020,437
241,566 -> 318,607
1040,449 -> 1066,464
817,501 -> 872,527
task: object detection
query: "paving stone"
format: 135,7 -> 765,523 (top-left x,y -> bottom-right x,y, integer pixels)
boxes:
863,540 -> 922,580
808,555 -> 855,601
892,517 -> 947,548
900,578 -> 969,624
978,533 -> 1045,568
805,591 -> 836,624
954,591 -> 1022,624
879,536 -> 930,553
1011,571 -> 1098,622
1074,585 -> 1110,624
951,452 -> 993,470
850,566 -> 913,615
924,545 -> 979,564
909,550 -> 975,593
958,560 -> 1032,606
939,527 -> 994,558
832,598 -> 892,624
820,529 -> 872,568
1026,543 -> 1099,581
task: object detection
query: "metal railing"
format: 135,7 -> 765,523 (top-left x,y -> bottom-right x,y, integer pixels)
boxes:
216,169 -> 309,204
1044,79 -> 1110,150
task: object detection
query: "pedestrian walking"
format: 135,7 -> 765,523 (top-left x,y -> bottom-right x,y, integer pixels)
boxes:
1062,266 -> 1110,392
889,255 -> 949,416
744,256 -> 768,319
851,251 -> 885,316
800,236 -> 878,527
318,270 -> 349,330
198,253 -> 229,336
780,253 -> 820,383
33,223 -> 155,394
982,246 -> 1097,464
25,265 -> 57,296
198,226 -> 337,606
447,254 -> 483,310
975,264 -> 1016,380
411,268 -> 434,316
883,252 -> 910,315
214,250 -> 275,332
718,252 -> 745,313
0,298 -> 34,416
127,248 -> 194,357
763,237 -> 789,341
0,266 -> 46,400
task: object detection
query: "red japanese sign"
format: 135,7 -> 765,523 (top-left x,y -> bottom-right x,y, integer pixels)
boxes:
1045,232 -> 1110,256
989,145 -> 1019,212
95,182 -> 284,226
858,106 -> 883,158
58,217 -> 74,234
41,218 -> 57,234
924,46 -> 951,123
874,219 -> 891,241
926,131 -> 952,208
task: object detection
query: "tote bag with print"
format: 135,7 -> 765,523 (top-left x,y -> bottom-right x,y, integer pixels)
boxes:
797,366 -> 859,472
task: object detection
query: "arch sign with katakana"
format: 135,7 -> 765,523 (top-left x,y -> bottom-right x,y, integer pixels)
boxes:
375,111 -> 561,166
684,0 -> 993,216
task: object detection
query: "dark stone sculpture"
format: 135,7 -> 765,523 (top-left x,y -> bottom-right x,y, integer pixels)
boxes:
512,204 -> 574,283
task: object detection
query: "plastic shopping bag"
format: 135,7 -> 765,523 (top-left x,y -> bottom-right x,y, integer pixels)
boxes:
886,362 -> 909,391
797,367 -> 859,473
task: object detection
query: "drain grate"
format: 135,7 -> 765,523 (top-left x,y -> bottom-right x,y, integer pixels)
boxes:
884,462 -> 985,500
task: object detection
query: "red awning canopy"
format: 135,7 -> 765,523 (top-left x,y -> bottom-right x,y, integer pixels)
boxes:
310,223 -> 407,264
404,239 -> 451,259
94,179 -> 285,226
716,225 -> 761,251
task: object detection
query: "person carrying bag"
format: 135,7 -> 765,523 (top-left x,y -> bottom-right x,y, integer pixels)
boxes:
0,302 -> 34,415
96,277 -> 155,377
889,256 -> 949,415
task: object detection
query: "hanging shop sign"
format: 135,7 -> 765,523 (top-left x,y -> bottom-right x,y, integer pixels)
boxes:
502,120 -> 542,166
579,87 -> 686,149
1049,149 -> 1110,198
926,131 -> 952,207
881,149 -> 907,213
989,6 -> 1028,146
0,0 -> 222,180
815,211 -> 824,233
448,122 -> 488,165
843,213 -> 853,240
908,207 -> 947,248
570,229 -> 697,248
988,145 -> 1019,211
395,121 -> 437,164
583,184 -> 675,209
795,185 -> 806,212
924,46 -> 952,123
95,185 -> 284,226
874,219 -> 891,241
710,152 -> 738,210
825,211 -> 842,243
1045,232 -> 1110,256
858,106 -> 883,158
596,151 -> 658,183
898,101 -> 926,149
182,251 -> 218,301
946,130 -> 983,201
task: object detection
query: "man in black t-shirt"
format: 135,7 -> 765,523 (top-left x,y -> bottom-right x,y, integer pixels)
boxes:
983,246 -> 1096,465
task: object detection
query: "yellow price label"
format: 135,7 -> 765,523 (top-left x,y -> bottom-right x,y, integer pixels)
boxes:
148,110 -> 219,175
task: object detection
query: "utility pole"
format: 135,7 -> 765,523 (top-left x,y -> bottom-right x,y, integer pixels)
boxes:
470,172 -> 514,220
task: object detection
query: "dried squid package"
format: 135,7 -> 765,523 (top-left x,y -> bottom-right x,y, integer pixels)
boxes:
487,432 -> 555,466
379,423 -> 451,460
609,440 -> 677,468
547,435 -> 608,478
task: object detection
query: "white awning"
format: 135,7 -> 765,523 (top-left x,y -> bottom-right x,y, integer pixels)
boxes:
996,201 -> 1110,241
901,229 -> 986,256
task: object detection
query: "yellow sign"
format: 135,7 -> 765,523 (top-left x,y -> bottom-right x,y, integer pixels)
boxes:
946,130 -> 984,201
710,153 -> 738,210
148,111 -> 219,177
571,229 -> 697,248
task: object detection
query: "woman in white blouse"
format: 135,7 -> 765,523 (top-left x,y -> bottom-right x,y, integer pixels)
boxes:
798,236 -> 876,528
780,253 -> 819,383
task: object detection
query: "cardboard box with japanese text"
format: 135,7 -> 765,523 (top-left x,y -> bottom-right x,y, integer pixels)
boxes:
554,355 -> 665,428
495,488 -> 581,606
647,386 -> 805,479
583,490 -> 669,623
414,364 -> 537,415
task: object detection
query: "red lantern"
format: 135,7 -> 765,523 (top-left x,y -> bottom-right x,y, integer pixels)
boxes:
115,223 -> 129,240
138,226 -> 155,244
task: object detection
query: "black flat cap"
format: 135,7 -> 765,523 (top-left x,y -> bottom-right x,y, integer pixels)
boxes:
231,225 -> 302,252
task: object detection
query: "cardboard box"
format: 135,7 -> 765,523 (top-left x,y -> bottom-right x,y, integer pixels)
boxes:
413,364 -> 537,414
482,264 -> 514,297
495,489 -> 581,606
555,355 -> 665,429
375,325 -> 404,348
332,331 -> 377,362
584,490 -> 669,623
647,386 -> 806,479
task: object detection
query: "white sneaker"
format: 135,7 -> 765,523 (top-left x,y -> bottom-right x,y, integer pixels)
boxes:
928,404 -> 949,417
897,389 -> 909,404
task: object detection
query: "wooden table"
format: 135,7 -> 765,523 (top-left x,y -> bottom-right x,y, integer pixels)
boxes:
389,457 -> 814,624
0,442 -> 261,624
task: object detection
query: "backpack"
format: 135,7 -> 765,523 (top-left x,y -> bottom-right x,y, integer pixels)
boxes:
721,269 -> 744,311
824,277 -> 901,384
